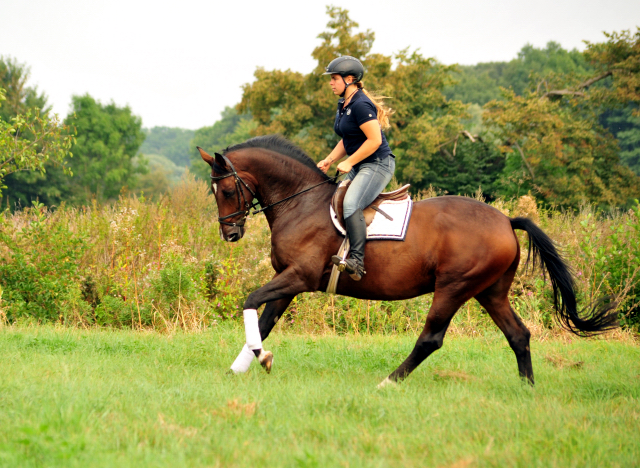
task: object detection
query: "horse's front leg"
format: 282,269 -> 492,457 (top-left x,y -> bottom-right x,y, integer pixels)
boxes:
230,270 -> 308,374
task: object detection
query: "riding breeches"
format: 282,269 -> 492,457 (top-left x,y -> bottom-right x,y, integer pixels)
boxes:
343,154 -> 395,219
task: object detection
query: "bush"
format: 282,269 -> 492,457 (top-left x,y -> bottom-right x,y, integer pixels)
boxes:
0,202 -> 87,323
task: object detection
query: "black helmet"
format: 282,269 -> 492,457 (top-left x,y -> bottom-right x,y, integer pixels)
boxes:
323,56 -> 364,82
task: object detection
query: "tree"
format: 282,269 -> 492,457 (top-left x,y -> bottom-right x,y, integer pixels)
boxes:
583,28 -> 640,110
189,107 -> 255,179
0,57 -> 49,122
444,42 -> 593,106
63,94 -> 145,203
138,126 -> 195,167
0,87 -> 74,193
0,57 -> 75,207
483,29 -> 640,207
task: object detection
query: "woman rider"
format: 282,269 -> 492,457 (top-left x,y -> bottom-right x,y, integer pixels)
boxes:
317,56 -> 395,281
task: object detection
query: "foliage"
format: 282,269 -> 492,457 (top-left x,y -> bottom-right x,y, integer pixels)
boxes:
600,105 -> 640,174
0,202 -> 88,323
444,42 -> 592,105
238,6 -> 467,190
444,39 -> 640,182
63,94 -> 146,204
0,58 -> 76,207
422,137 -> 505,199
189,107 -> 255,180
484,88 -> 640,207
0,56 -> 49,122
481,29 -> 640,207
138,126 -> 195,166
579,201 -> 640,327
583,28 -> 640,110
0,89 -> 74,199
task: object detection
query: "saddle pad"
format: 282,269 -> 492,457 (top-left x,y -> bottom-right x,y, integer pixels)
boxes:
330,197 -> 413,240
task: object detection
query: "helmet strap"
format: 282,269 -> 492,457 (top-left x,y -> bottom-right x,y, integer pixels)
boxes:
340,77 -> 357,98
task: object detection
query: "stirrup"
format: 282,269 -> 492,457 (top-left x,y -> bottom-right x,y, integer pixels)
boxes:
331,255 -> 347,272
331,256 -> 365,281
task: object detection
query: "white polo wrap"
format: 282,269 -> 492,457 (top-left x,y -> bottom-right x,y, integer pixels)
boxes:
230,344 -> 254,374
243,309 -> 262,350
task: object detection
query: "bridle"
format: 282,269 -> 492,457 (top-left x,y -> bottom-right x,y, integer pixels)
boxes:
210,153 -> 259,227
211,153 -> 339,228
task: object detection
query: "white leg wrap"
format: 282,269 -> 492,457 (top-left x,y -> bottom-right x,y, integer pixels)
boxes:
230,344 -> 254,374
243,309 -> 262,350
377,377 -> 397,389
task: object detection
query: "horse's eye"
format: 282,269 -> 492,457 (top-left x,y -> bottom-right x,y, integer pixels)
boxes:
222,189 -> 235,199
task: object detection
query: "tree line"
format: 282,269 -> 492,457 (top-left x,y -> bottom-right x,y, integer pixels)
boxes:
2,7 -> 639,209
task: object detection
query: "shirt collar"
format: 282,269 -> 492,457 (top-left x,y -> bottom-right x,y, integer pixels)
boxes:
338,89 -> 362,108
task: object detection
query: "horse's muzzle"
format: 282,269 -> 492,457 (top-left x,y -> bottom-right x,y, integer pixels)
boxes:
221,226 -> 245,242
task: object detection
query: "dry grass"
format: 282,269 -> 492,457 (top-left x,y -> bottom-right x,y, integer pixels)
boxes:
0,176 -> 638,338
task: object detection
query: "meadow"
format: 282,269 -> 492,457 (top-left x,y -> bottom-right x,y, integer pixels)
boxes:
0,324 -> 638,467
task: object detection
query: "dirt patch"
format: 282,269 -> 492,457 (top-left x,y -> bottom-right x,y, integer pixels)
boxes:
545,355 -> 584,369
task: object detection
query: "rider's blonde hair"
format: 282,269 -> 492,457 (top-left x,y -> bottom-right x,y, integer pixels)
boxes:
354,81 -> 394,131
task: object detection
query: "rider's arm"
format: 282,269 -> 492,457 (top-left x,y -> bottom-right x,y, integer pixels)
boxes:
317,140 -> 347,173
336,120 -> 382,173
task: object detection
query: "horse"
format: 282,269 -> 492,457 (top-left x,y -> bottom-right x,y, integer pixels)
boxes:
197,135 -> 617,386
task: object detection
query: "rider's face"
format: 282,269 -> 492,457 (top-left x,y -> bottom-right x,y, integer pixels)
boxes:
329,74 -> 353,95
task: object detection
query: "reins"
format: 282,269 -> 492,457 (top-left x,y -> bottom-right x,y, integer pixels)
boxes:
211,153 -> 339,227
252,174 -> 339,215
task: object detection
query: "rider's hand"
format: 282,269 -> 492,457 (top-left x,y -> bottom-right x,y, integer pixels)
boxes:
336,160 -> 353,174
317,158 -> 331,173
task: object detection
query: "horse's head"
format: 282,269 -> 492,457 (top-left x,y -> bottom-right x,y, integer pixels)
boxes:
198,146 -> 256,242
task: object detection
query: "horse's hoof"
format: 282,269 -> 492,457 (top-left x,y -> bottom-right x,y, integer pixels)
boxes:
259,350 -> 274,374
377,377 -> 397,389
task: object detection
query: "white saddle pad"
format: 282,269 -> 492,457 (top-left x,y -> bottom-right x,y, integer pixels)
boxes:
330,198 -> 413,241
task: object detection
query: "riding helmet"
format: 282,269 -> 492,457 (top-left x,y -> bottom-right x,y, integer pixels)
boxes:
323,56 -> 364,82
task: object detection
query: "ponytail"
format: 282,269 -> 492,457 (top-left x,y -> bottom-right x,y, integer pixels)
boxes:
355,81 -> 394,131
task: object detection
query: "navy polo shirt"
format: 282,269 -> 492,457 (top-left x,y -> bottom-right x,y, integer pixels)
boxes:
334,90 -> 392,163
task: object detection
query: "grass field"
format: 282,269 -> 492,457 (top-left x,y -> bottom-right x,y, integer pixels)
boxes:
0,324 -> 639,467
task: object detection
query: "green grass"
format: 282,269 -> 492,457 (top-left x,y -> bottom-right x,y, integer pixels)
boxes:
0,325 -> 638,467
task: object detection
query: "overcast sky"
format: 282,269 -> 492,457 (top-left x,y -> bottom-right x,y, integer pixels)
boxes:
2,0 -> 638,129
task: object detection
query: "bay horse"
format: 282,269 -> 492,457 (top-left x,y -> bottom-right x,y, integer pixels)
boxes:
198,135 -> 617,386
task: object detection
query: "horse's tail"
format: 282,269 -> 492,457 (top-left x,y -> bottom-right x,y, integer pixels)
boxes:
510,217 -> 618,336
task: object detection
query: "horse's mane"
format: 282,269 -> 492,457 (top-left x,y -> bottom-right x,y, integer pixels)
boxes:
224,135 -> 329,180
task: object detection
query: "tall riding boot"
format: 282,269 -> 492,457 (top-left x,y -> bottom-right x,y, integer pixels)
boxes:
332,209 -> 367,281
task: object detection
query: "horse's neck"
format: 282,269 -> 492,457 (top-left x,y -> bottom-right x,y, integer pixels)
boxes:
239,150 -> 332,227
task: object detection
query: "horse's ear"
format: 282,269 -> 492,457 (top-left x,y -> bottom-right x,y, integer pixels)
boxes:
197,146 -> 214,166
214,152 -> 229,171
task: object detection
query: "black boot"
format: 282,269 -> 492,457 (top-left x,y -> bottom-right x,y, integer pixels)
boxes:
332,209 -> 367,281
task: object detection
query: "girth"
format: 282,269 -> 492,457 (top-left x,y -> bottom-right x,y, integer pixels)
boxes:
331,180 -> 411,229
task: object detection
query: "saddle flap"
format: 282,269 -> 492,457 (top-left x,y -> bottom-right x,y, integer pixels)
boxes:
331,181 -> 411,229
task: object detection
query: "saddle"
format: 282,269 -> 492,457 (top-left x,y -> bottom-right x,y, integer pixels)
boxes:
331,180 -> 411,229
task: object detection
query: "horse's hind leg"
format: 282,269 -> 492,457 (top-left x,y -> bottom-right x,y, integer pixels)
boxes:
476,281 -> 534,385
379,290 -> 466,387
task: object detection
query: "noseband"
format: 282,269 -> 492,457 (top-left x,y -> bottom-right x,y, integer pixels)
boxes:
211,153 -> 340,228
210,154 -> 259,227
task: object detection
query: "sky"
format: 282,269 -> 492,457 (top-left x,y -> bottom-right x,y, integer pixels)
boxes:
2,0 -> 639,129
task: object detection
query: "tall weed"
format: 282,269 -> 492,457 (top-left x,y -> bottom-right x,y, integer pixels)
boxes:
0,175 -> 637,335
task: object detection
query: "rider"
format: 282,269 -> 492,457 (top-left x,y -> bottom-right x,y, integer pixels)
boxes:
317,56 -> 395,281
